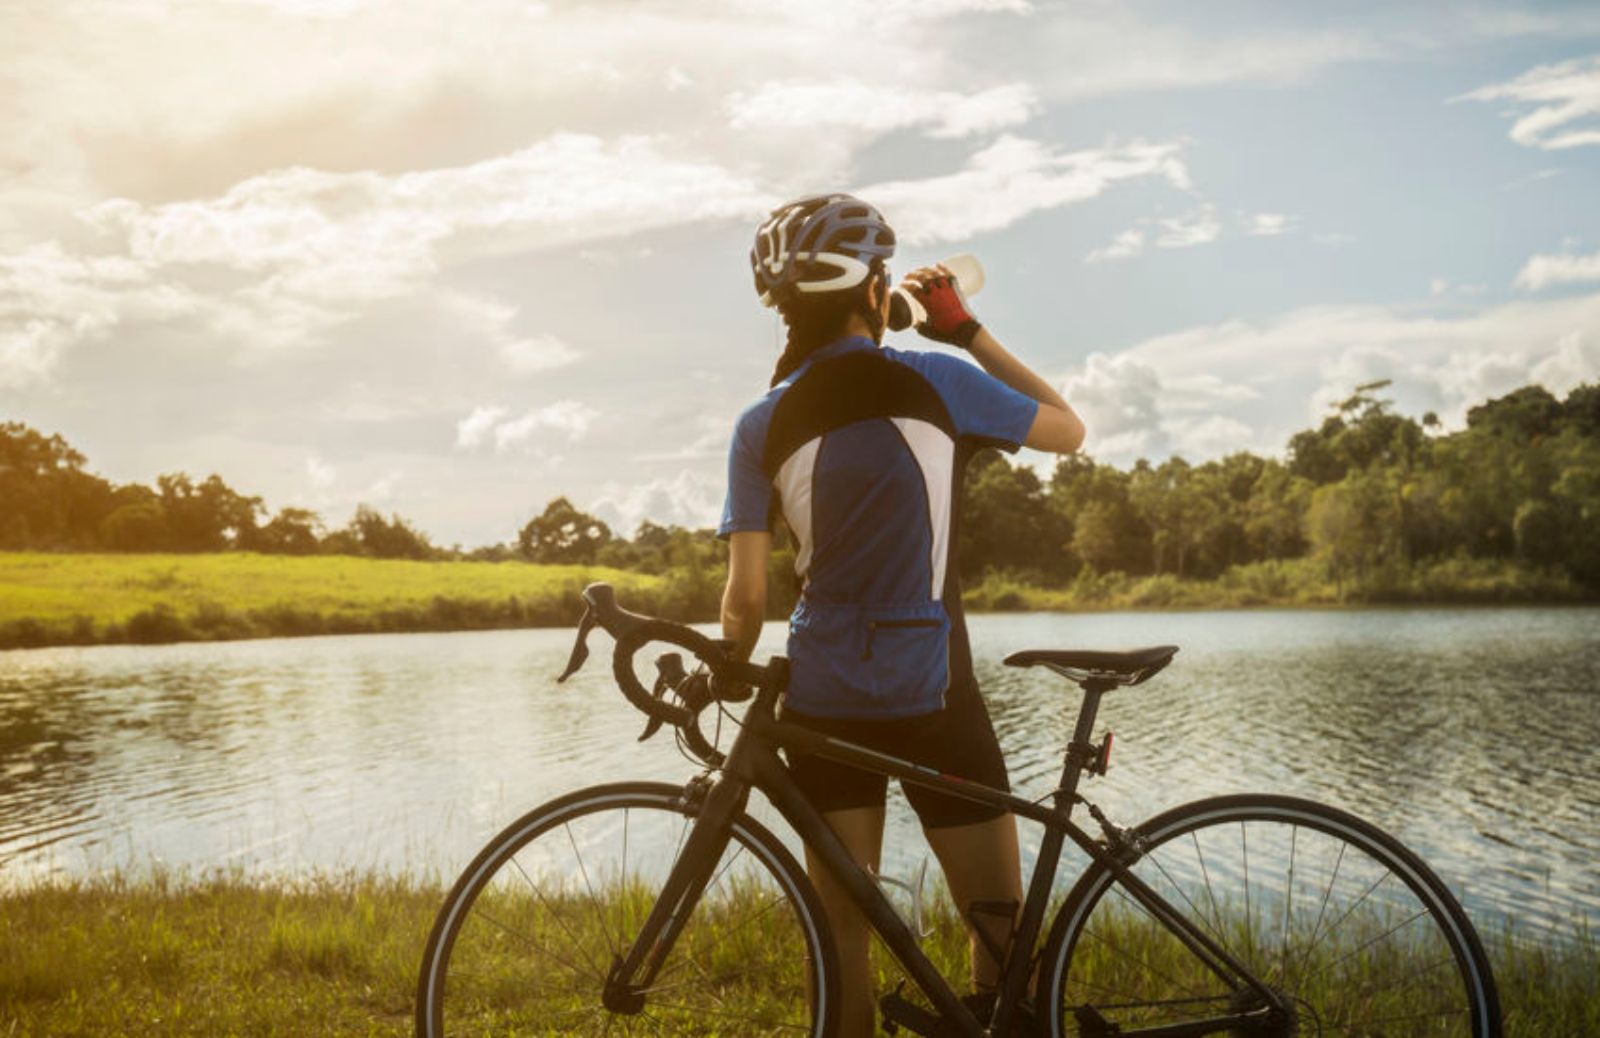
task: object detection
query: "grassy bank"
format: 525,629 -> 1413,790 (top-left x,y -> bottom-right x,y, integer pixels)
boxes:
1,551 -> 1591,652
964,556 -> 1592,612
0,552 -> 673,650
0,875 -> 1592,1036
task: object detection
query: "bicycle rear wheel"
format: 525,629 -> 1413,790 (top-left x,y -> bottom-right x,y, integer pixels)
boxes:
416,781 -> 838,1037
1039,794 -> 1500,1037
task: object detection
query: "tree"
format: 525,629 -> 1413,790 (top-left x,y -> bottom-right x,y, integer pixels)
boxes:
518,498 -> 612,564
156,473 -> 263,551
0,421 -> 116,548
1467,385 -> 1562,442
255,507 -> 323,555
345,505 -> 434,559
959,452 -> 1071,581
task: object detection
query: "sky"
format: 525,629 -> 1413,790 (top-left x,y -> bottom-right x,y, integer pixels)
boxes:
3,0 -> 1600,547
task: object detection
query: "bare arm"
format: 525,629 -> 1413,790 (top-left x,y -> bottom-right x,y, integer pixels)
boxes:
967,326 -> 1086,455
721,530 -> 771,661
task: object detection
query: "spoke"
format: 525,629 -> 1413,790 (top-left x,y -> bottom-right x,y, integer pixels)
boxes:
1321,1006 -> 1471,1033
509,855 -> 608,978
1299,906 -> 1431,987
1081,916 -> 1210,1003
650,885 -> 787,990
1190,830 -> 1224,939
1240,821 -> 1254,964
1342,953 -> 1456,1002
622,807 -> 630,892
642,1001 -> 812,1031
1279,824 -> 1296,986
1298,868 -> 1394,969
469,903 -> 595,980
1293,840 -> 1346,980
1147,852 -> 1231,950
639,958 -> 799,997
704,843 -> 750,898
567,820 -> 626,956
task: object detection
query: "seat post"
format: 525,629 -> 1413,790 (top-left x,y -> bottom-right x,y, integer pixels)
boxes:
1054,679 -> 1113,812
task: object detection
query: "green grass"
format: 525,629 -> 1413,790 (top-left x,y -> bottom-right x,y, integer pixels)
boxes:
0,552 -> 667,649
1,551 -> 1590,651
964,557 -> 1591,613
0,875 -> 1590,1036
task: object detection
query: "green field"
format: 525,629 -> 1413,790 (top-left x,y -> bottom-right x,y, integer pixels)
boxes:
0,875 -> 1590,1036
0,552 -> 667,649
0,551 -> 1590,651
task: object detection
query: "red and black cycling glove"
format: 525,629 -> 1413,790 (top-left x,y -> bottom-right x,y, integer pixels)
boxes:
909,272 -> 982,350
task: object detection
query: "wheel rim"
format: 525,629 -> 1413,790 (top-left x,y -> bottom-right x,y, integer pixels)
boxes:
422,789 -> 826,1036
1047,803 -> 1492,1038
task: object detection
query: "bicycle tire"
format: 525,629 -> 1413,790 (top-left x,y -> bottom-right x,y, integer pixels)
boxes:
1037,794 -> 1501,1037
415,781 -> 840,1037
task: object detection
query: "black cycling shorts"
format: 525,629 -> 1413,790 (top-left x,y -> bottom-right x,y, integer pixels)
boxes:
780,676 -> 1011,829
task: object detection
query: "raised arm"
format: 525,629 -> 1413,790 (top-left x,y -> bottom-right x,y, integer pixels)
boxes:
965,326 -> 1085,454
904,263 -> 1086,455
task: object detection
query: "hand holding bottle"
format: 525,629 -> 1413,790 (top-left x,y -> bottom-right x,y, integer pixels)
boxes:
891,254 -> 985,350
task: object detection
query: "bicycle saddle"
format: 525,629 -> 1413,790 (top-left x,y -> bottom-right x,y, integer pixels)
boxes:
1004,646 -> 1178,688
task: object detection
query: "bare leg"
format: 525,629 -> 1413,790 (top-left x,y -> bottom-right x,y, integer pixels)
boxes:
807,805 -> 886,1038
924,812 -> 1024,990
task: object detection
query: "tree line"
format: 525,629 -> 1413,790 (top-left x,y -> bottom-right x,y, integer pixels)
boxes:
4,378 -> 1598,603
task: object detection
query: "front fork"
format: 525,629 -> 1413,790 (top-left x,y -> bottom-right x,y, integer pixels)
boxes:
602,772 -> 744,1012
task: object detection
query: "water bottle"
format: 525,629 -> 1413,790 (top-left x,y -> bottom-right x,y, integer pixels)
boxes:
888,253 -> 985,332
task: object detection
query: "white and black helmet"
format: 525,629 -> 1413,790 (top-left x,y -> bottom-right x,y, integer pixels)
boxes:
751,194 -> 897,308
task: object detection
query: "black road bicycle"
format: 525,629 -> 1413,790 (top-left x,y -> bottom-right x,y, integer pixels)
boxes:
416,584 -> 1501,1037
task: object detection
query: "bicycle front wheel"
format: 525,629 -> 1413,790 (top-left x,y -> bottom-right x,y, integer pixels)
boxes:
1039,794 -> 1500,1037
416,781 -> 838,1037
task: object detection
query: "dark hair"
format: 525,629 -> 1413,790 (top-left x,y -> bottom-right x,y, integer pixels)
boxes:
769,263 -> 884,387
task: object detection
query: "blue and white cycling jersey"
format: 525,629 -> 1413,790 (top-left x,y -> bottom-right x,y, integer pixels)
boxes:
718,335 -> 1038,719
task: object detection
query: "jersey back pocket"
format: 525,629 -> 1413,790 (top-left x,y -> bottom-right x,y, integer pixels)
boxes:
788,600 -> 951,718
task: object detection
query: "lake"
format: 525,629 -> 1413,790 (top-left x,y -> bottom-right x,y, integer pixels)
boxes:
2,607 -> 1596,941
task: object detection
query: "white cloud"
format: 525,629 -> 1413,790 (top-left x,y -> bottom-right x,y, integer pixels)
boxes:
589,468 -> 724,535
1244,212 -> 1297,237
1153,205 -> 1221,249
456,405 -> 508,449
1124,291 -> 1600,433
0,133 -> 768,378
1085,205 -> 1257,264
1458,55 -> 1600,150
1086,228 -> 1147,264
865,136 -> 1189,245
1515,248 -> 1600,291
1059,353 -> 1267,464
727,80 -> 1037,139
0,241 -> 203,387
305,455 -> 336,487
1033,16 -> 1381,103
84,134 -> 771,307
490,401 -> 599,451
499,334 -> 580,375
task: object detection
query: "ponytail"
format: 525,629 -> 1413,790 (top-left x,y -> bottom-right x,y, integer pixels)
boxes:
768,263 -> 885,387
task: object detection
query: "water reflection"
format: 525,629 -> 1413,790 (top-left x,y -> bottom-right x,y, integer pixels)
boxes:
1,608 -> 1595,940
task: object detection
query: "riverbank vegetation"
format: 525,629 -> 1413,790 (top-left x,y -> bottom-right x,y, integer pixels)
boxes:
0,552 -> 673,649
0,873 -> 1592,1036
3,380 -> 1597,649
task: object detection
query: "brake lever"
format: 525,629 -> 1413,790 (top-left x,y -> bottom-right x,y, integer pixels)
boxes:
637,653 -> 688,743
555,604 -> 597,683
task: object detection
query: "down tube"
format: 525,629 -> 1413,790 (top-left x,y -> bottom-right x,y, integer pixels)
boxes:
752,748 -> 985,1038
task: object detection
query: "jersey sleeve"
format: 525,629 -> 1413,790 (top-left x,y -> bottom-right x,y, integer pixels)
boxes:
897,349 -> 1039,452
716,410 -> 773,539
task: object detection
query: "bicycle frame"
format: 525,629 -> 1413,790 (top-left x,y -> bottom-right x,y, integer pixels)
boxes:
605,678 -> 1292,1038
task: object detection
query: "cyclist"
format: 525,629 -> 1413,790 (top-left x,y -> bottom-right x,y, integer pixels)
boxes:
717,193 -> 1085,1037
